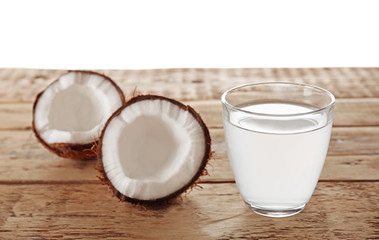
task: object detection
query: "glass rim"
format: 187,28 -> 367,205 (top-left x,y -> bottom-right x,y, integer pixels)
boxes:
221,82 -> 336,117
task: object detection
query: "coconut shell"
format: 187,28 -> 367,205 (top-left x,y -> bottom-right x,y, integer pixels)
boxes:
32,70 -> 125,160
97,95 -> 212,204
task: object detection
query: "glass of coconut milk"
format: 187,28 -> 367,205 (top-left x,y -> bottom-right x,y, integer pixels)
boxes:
221,82 -> 335,217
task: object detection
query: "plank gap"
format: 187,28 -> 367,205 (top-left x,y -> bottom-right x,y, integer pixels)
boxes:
0,179 -> 377,185
2,125 -> 379,132
1,97 -> 379,105
0,180 -> 99,185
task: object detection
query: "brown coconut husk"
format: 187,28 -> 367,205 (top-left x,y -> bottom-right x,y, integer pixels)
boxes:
97,95 -> 212,204
32,70 -> 125,160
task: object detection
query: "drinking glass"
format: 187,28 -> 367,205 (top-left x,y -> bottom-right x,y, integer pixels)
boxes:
221,82 -> 335,217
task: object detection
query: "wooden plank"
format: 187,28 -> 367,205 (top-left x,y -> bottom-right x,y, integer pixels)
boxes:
0,103 -> 32,130
210,127 -> 379,157
0,129 -> 378,182
0,183 -> 377,239
210,155 -> 379,183
333,98 -> 379,127
328,127 -> 379,156
186,98 -> 379,128
1,98 -> 379,130
1,68 -> 379,102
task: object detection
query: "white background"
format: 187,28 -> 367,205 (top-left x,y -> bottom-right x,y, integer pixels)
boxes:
0,0 -> 378,69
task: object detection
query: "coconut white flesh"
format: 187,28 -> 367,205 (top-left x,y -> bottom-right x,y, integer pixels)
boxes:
102,99 -> 206,201
34,72 -> 123,144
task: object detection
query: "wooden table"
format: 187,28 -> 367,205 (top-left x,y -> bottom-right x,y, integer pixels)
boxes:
0,68 -> 378,239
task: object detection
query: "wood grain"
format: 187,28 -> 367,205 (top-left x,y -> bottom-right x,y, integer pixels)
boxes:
211,127 -> 379,156
0,183 -> 377,239
210,155 -> 379,183
0,68 -> 378,239
1,98 -> 379,131
187,98 -> 379,128
0,128 -> 378,182
1,68 -> 379,102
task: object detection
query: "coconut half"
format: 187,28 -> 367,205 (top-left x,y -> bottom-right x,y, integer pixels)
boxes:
32,71 -> 125,160
97,95 -> 212,203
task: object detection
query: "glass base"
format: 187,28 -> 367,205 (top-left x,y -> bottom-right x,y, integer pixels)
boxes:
244,201 -> 306,218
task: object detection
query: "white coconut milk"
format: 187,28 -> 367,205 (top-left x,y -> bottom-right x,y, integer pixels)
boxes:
224,102 -> 332,210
